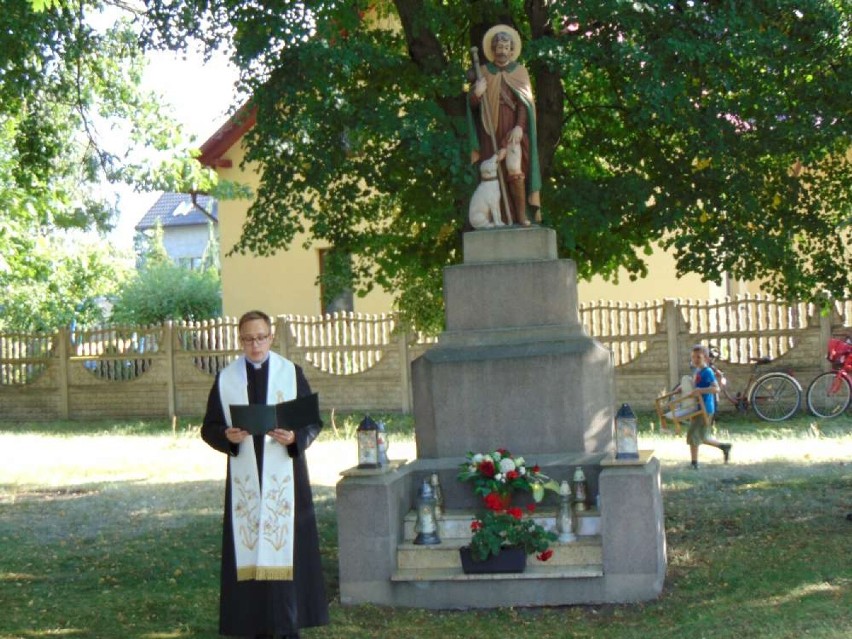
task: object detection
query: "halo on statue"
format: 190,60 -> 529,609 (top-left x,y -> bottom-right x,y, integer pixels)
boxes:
482,24 -> 522,63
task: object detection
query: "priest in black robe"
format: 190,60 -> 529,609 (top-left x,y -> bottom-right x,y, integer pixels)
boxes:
202,310 -> 329,639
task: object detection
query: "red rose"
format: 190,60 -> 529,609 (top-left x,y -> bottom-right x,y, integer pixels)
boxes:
532,465 -> 541,474
526,503 -> 536,514
536,549 -> 554,562
470,520 -> 482,531
506,470 -> 519,480
496,448 -> 508,455
479,460 -> 496,478
507,507 -> 523,520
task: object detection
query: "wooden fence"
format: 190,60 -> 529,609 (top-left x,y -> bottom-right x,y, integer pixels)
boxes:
1,296 -> 850,420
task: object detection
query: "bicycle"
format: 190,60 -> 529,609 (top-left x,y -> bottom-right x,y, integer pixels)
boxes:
805,335 -> 852,418
708,345 -> 803,422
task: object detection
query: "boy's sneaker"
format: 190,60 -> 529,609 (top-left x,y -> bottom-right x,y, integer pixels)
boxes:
720,443 -> 732,463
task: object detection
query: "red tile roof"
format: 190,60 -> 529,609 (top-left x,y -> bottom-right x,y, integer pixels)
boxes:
198,102 -> 257,168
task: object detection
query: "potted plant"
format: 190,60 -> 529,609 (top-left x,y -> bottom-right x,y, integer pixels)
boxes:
460,503 -> 557,574
457,448 -> 559,506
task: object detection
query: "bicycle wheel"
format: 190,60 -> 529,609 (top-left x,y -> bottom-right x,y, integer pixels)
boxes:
749,373 -> 801,422
806,372 -> 852,418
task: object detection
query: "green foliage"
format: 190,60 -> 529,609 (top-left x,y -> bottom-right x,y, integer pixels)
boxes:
2,1 -> 225,330
120,2 -> 852,330
468,506 -> 557,561
135,221 -> 172,269
110,262 -> 222,324
0,235 -> 128,331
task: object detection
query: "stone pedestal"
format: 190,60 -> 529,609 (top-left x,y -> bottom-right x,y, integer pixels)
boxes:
413,227 -> 614,458
336,226 -> 666,609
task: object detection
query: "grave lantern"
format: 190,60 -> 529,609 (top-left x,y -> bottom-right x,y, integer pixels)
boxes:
376,420 -> 389,467
413,478 -> 441,545
356,415 -> 379,469
615,402 -> 640,460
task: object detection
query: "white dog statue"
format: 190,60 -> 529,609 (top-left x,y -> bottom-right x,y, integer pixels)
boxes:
468,155 -> 506,229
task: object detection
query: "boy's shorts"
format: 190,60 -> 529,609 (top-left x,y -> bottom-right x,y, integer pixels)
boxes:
687,414 -> 713,446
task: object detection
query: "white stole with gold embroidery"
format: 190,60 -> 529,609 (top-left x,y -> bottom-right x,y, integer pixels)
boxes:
218,353 -> 296,581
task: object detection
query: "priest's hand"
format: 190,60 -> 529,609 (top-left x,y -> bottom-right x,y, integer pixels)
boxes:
269,428 -> 296,446
225,427 -> 251,444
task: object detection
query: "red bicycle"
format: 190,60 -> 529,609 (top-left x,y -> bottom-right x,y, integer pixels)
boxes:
806,335 -> 852,418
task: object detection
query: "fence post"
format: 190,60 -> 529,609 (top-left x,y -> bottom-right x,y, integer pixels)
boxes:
164,322 -> 176,418
57,327 -> 70,420
664,299 -> 680,389
276,316 -> 290,359
397,327 -> 412,414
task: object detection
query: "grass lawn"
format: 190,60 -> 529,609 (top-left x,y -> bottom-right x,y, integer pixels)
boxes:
0,411 -> 850,638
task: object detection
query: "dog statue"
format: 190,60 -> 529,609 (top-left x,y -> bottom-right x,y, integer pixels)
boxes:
468,155 -> 506,229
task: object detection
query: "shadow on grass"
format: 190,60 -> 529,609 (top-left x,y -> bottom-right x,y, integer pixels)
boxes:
1,460 -> 850,639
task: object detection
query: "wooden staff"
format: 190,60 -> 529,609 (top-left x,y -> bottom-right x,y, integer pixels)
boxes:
470,46 -> 511,225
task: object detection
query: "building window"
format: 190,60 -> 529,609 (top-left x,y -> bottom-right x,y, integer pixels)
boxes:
318,248 -> 354,315
177,257 -> 202,270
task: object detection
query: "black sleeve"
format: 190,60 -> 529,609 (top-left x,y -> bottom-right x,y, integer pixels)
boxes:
200,373 -> 239,456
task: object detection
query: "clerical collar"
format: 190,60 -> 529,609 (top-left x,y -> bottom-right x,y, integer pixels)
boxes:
247,355 -> 269,370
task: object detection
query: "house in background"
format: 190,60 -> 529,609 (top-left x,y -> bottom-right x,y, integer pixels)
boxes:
135,193 -> 218,270
198,107 -> 392,317
198,108 -> 760,318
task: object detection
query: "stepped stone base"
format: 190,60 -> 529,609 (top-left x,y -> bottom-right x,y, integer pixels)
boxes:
336,227 -> 665,609
336,455 -> 666,609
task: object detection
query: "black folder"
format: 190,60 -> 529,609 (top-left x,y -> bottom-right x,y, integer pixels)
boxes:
276,392 -> 321,431
229,404 -> 277,436
229,393 -> 320,436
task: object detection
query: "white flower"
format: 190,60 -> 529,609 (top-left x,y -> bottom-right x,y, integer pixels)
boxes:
519,467 -> 526,476
514,456 -> 525,467
472,453 -> 484,463
490,451 -> 502,462
499,458 -> 516,474
495,473 -> 504,482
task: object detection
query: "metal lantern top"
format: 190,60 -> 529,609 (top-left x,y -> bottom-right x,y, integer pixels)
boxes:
616,403 -> 637,421
358,415 -> 378,431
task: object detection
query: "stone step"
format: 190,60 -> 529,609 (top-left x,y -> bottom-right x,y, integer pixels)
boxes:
397,536 -> 602,570
403,507 -> 601,540
391,563 -> 604,583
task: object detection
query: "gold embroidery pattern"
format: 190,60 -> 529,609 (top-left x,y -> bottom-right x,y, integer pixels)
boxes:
233,473 -> 260,550
262,473 -> 294,551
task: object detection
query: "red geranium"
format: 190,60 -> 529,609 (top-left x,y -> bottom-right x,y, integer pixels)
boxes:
464,507 -> 558,562
483,492 -> 505,511
536,549 -> 554,562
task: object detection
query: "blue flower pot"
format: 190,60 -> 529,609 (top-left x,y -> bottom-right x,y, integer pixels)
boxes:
459,546 -> 527,574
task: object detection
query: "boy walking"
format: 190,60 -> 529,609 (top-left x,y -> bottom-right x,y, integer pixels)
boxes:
688,344 -> 732,469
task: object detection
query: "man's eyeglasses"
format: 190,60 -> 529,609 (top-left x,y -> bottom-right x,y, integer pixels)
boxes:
240,334 -> 271,346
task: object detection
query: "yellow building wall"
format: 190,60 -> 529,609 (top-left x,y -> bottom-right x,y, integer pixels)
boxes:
577,246 -> 732,303
215,141 -> 395,318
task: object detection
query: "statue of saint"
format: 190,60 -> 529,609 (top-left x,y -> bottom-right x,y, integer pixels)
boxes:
467,25 -> 542,227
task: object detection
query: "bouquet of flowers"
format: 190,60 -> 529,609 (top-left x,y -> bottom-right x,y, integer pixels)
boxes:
457,448 -> 559,501
468,502 -> 557,562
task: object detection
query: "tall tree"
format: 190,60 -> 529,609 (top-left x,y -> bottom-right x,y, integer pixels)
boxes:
1,0 -> 222,330
150,1 -> 848,330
